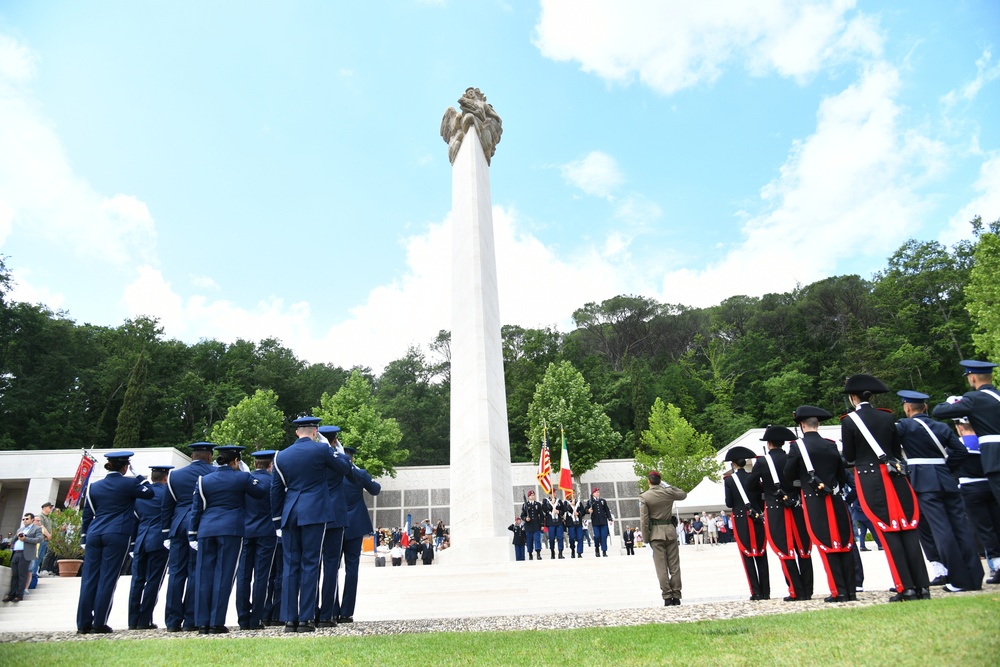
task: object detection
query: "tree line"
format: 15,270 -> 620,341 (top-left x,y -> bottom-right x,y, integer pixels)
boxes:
1,217 -> 997,484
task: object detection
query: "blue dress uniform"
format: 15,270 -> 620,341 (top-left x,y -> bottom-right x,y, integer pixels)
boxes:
542,497 -> 564,558
724,446 -> 769,600
235,450 -> 277,630
271,417 -> 354,631
520,492 -> 544,558
748,427 -> 814,601
333,444 -> 381,622
932,360 -> 1000,510
896,391 -> 983,591
785,407 -> 856,602
316,427 -> 354,626
508,520 -> 527,560
161,443 -> 217,631
77,451 -> 155,634
189,445 -> 267,633
127,465 -> 173,629
586,490 -> 613,556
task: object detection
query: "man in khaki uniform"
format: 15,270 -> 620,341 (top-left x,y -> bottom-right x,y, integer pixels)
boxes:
639,470 -> 688,606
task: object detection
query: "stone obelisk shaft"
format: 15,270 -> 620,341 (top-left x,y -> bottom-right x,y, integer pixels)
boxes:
447,123 -> 513,563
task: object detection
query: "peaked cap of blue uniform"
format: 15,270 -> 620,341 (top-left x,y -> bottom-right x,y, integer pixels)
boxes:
292,416 -> 322,427
318,425 -> 341,435
149,464 -> 175,471
896,390 -> 930,403
189,441 -> 216,452
104,450 -> 134,460
251,450 -> 276,458
214,444 -> 246,452
959,359 -> 997,375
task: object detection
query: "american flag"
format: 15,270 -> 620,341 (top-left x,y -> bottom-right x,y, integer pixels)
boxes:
537,426 -> 553,495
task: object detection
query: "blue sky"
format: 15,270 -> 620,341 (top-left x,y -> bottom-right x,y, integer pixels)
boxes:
1,1 -> 998,371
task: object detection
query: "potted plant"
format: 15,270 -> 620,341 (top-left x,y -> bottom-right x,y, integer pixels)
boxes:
48,506 -> 85,577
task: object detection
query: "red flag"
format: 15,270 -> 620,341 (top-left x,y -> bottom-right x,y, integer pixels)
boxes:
537,427 -> 553,495
401,513 -> 411,548
65,453 -> 96,508
558,427 -> 573,502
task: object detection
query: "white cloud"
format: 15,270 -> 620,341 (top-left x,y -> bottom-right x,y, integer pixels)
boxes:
942,48 -> 1000,108
560,150 -> 624,199
120,207 -> 632,372
534,0 -> 880,94
0,35 -> 37,87
939,152 -> 1000,245
659,61 -> 937,306
0,35 -> 158,266
6,267 -> 65,311
190,274 -> 221,291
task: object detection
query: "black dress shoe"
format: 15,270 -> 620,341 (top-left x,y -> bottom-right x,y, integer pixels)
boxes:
782,596 -> 800,602
859,546 -> 870,551
888,589 -> 918,602
128,626 -> 138,630
823,595 -> 844,603
315,620 -> 337,628
928,575 -> 948,587
210,626 -> 229,634
297,621 -> 317,633
92,625 -> 113,634
283,622 -> 298,633
166,626 -> 182,633
918,588 -> 931,599
1,594 -> 11,603
664,598 -> 674,606
77,628 -> 91,635
750,595 -> 760,601
338,616 -> 354,623
198,627 -> 210,635
672,598 -> 681,606
138,624 -> 158,630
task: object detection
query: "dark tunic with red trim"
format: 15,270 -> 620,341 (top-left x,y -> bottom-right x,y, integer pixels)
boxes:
724,469 -> 767,557
784,433 -> 853,553
841,404 -> 919,533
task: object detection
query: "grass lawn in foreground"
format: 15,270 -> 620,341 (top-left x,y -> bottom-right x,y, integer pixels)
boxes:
2,594 -> 997,666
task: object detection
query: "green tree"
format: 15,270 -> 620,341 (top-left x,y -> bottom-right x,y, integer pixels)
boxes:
315,370 -> 406,478
376,347 -> 449,466
112,350 -> 149,449
967,217 -> 1000,359
209,389 -> 285,451
633,398 -> 718,492
526,361 -> 621,478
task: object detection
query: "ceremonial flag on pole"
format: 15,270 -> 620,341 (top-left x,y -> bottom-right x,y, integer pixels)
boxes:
65,451 -> 97,508
558,427 -> 574,502
537,424 -> 553,495
401,513 -> 411,548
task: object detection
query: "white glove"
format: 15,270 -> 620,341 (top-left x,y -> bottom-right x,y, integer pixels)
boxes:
81,544 -> 86,552
163,539 -> 171,549
189,540 -> 198,551
130,551 -> 135,558
275,528 -> 282,538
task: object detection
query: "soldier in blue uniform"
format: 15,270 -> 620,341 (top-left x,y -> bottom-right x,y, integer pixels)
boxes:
271,416 -> 354,632
316,425 -> 354,627
128,464 -> 173,630
946,405 -> 1000,584
520,490 -> 544,560
933,360 -> 1000,511
896,390 -> 983,591
508,517 -> 527,561
586,488 -> 614,557
542,494 -> 564,559
235,449 -> 277,630
333,443 -> 382,623
842,374 -> 929,601
161,442 -> 216,631
190,445 -> 266,634
77,451 -> 154,634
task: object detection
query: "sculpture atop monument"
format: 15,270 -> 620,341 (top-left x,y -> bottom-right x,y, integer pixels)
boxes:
440,87 -> 503,165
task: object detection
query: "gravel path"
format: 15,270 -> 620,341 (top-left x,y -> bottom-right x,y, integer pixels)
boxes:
1,588 -> 992,644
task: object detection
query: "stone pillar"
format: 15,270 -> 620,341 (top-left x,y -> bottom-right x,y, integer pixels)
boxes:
442,89 -> 512,563
24,478 -> 59,515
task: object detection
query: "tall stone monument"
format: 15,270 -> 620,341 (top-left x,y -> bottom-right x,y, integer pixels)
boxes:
440,88 -> 512,563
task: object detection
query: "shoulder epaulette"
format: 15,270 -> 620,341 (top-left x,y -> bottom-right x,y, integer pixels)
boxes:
839,413 -> 850,420
876,407 -> 894,414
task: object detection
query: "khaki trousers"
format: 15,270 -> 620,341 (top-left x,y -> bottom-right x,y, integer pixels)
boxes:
650,538 -> 682,600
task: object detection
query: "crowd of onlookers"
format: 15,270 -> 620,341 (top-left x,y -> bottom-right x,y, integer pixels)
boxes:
373,519 -> 450,566
678,512 -> 734,548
